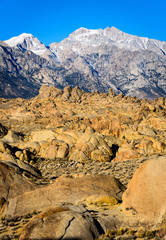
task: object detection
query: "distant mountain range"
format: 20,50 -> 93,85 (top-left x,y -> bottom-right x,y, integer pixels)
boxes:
0,27 -> 166,99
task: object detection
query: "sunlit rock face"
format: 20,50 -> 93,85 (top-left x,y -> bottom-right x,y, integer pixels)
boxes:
0,86 -> 165,238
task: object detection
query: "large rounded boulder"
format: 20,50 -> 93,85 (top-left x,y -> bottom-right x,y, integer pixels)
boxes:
5,174 -> 125,217
122,156 -> 166,225
19,203 -> 100,240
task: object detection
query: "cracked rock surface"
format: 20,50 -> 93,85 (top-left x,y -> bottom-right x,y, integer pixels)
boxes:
19,203 -> 100,240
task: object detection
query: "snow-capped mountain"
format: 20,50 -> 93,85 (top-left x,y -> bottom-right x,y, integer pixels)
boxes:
5,33 -> 58,62
1,27 -> 166,99
5,33 -> 47,55
50,27 -> 166,60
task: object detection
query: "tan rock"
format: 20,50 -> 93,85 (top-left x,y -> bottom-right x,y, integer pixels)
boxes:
100,154 -> 112,162
65,109 -> 75,117
115,144 -> 138,161
91,149 -> 104,161
0,123 -> 8,139
110,118 -> 121,137
138,125 -> 156,137
38,85 -> 62,99
138,138 -> 154,155
69,150 -> 80,161
122,156 -> 166,224
63,130 -> 82,140
61,85 -> 72,100
16,159 -> 41,178
148,117 -> 166,131
85,126 -> 95,134
75,133 -> 91,150
120,129 -> 143,141
57,133 -> 77,147
0,162 -> 37,213
31,129 -> 56,142
2,130 -> 22,143
19,203 -> 99,240
69,132 -> 113,162
15,150 -> 22,159
109,88 -> 116,97
152,140 -> 165,152
18,141 -> 41,153
0,140 -> 7,152
40,141 -> 58,159
5,174 -> 125,217
79,151 -> 90,161
56,144 -> 69,158
0,152 -> 16,164
81,142 -> 96,153
69,150 -> 90,161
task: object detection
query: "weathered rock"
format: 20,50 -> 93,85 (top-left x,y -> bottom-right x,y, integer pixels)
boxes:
56,144 -> 69,158
0,140 -> 8,152
138,138 -> 154,155
138,125 -> 156,137
19,203 -> 100,240
0,162 -> 38,214
70,132 -> 113,162
122,156 -> 166,225
2,130 -> 23,143
38,85 -> 62,99
31,129 -> 56,142
15,150 -> 22,159
0,152 -> 16,164
70,86 -> 83,102
0,123 -> 8,138
61,85 -> 72,100
109,88 -> 116,97
5,174 -> 125,217
39,140 -> 58,159
115,144 -> 138,161
18,141 -> 41,153
152,140 -> 166,153
57,133 -> 77,147
16,159 -> 41,178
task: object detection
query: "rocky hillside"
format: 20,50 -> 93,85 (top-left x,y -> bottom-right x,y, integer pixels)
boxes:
0,86 -> 166,239
1,27 -> 166,99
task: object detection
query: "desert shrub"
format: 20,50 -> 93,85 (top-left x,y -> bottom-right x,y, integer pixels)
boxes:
117,227 -> 127,235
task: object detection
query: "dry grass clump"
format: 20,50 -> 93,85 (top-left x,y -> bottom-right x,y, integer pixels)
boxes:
96,227 -> 163,239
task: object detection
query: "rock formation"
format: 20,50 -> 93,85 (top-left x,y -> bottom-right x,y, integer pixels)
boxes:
122,156 -> 166,225
0,86 -> 165,239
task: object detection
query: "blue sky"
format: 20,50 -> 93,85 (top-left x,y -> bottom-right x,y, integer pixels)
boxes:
0,0 -> 166,45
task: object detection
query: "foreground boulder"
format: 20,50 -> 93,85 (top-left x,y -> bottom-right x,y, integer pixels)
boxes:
19,203 -> 100,240
122,156 -> 166,225
4,174 -> 125,217
0,162 -> 38,213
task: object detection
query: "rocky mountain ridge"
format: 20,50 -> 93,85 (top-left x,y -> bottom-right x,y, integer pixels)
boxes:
1,27 -> 166,99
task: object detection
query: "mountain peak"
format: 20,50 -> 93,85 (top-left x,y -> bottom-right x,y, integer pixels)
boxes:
5,33 -> 34,47
19,33 -> 33,37
4,33 -> 49,57
74,27 -> 88,34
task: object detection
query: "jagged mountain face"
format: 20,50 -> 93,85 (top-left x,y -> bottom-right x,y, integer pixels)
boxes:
50,27 -> 166,58
1,27 -> 166,99
0,40 -> 95,98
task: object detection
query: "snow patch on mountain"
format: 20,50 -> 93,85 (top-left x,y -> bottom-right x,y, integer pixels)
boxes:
5,33 -> 48,56
50,27 -> 166,57
5,33 -> 33,47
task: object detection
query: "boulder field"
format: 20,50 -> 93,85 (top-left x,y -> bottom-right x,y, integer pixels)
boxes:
0,86 -> 166,239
